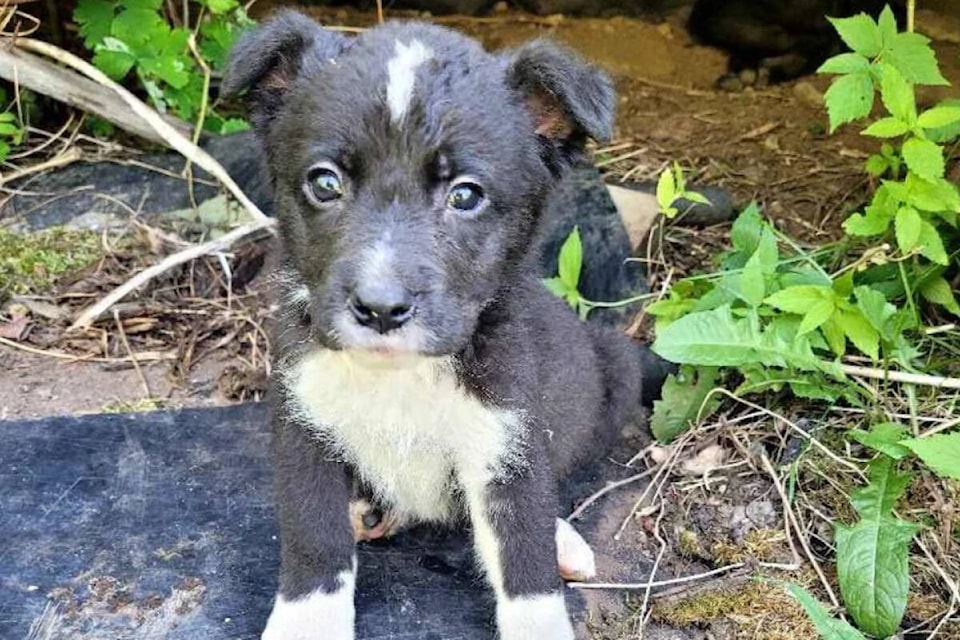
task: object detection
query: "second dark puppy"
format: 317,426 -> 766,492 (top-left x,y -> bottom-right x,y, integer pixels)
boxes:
223,12 -> 669,639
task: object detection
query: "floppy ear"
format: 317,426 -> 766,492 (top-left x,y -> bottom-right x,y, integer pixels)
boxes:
221,10 -> 351,133
505,39 -> 615,167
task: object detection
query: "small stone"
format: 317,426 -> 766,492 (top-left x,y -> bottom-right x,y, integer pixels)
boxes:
493,1 -> 509,13
716,74 -> 744,92
738,68 -> 758,86
656,23 -> 673,40
793,81 -> 824,108
543,13 -> 564,27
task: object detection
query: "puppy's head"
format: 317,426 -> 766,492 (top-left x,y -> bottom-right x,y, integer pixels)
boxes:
224,12 -> 613,357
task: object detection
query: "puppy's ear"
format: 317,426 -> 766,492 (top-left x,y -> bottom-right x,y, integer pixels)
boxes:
505,39 -> 614,165
221,10 -> 351,132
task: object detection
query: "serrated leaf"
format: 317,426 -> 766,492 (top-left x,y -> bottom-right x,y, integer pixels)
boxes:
798,298 -> 836,335
926,99 -> 960,143
894,206 -> 921,252
918,105 -> 960,129
855,286 -> 896,336
919,276 -> 960,316
119,0 -> 163,9
818,52 -> 871,75
765,285 -> 832,314
838,308 -> 879,359
74,0 -> 115,47
836,457 -> 919,638
829,13 -> 883,57
884,32 -> 949,86
900,433 -> 960,479
879,65 -> 916,124
730,203 -> 764,254
851,422 -> 912,459
821,315 -> 847,356
737,247 -> 767,307
877,5 -> 898,44
861,116 -> 909,138
917,220 -> 949,265
825,71 -> 875,132
783,583 -> 868,640
201,0 -> 239,13
902,138 -> 944,181
650,366 -> 720,444
557,226 -> 582,292
656,168 -> 676,216
865,154 -> 889,176
92,38 -> 136,80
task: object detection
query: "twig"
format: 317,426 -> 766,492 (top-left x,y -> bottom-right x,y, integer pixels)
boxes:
0,335 -> 174,363
840,363 -> 960,390
0,146 -> 81,185
568,563 -> 747,591
12,38 -> 268,225
567,467 -> 656,521
70,218 -> 275,329
113,309 -> 151,397
638,505 -> 667,637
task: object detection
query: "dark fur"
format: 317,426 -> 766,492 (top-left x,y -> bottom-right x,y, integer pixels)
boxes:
224,11 -> 670,631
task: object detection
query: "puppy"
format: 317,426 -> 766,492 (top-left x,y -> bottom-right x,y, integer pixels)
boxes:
223,12 -> 669,639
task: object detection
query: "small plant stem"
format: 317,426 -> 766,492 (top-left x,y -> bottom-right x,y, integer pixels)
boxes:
907,0 -> 915,33
840,363 -> 960,389
772,227 -> 831,282
376,0 -> 384,24
898,260 -> 919,323
580,292 -> 657,309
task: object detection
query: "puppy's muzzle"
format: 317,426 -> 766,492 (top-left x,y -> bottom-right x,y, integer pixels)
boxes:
347,281 -> 416,335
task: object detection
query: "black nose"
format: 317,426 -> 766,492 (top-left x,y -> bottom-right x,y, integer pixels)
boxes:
348,285 -> 415,334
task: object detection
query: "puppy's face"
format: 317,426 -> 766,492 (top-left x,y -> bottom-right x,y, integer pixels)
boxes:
224,14 -> 613,357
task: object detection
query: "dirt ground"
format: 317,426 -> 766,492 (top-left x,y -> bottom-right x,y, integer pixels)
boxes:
2,5 -> 959,639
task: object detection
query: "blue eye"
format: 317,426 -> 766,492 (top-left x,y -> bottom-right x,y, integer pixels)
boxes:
446,182 -> 484,212
305,166 -> 343,203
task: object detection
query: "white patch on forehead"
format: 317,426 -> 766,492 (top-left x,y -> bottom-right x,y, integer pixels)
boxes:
360,240 -> 395,284
286,350 -> 524,523
386,39 -> 434,124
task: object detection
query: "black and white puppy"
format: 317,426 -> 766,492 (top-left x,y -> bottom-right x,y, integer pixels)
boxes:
223,12 -> 668,639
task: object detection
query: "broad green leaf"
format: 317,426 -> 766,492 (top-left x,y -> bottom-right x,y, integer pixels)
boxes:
650,366 -> 720,444
765,285 -> 832,314
851,422 -> 911,459
828,13 -> 883,57
656,168 -> 677,216
865,154 -> 890,177
74,0 -> 115,47
825,71 -> 875,132
821,315 -> 847,356
730,203 -> 764,255
905,174 -> 960,213
93,38 -> 136,80
855,286 -> 896,336
120,0 -> 163,9
818,52 -> 871,75
883,32 -> 949,86
926,99 -> 960,143
783,583 -> 868,640
0,123 -> 20,137
917,220 -> 949,265
879,65 -> 916,124
217,117 -> 251,134
543,276 -> 569,299
918,105 -> 960,129
902,137 -> 944,181
737,247 -> 767,307
201,0 -> 240,13
798,298 -> 836,335
900,433 -> 960,479
894,206 -> 921,252
877,5 -> 898,44
836,457 -> 919,638
861,117 -> 909,138
557,226 -> 582,292
838,308 -> 879,360
919,276 -> 960,316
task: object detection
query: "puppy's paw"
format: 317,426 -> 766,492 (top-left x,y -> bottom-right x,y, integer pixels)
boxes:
497,593 -> 575,640
261,587 -> 355,640
349,498 -> 404,542
556,518 -> 596,581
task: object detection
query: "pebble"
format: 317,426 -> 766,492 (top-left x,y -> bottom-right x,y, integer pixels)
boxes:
793,81 -> 824,108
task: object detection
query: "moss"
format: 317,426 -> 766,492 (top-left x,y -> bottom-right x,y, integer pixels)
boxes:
652,579 -> 819,640
712,528 -> 787,565
0,227 -> 102,300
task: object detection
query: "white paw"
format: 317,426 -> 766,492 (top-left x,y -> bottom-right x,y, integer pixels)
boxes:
497,593 -> 575,640
261,573 -> 356,640
556,518 -> 596,582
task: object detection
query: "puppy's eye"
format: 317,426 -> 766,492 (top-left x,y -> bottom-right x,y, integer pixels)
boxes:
305,166 -> 343,204
446,182 -> 484,213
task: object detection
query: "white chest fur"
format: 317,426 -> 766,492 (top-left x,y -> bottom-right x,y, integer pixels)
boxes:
286,350 -> 524,522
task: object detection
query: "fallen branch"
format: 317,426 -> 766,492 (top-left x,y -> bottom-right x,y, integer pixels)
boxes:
70,218 -> 276,330
0,44 -> 190,145
12,37 -> 269,225
841,364 -> 960,390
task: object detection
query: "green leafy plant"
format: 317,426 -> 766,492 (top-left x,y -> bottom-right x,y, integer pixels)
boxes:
74,0 -> 252,133
656,162 -> 711,219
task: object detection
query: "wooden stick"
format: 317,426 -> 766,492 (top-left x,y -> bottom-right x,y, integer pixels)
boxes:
69,218 -> 275,330
0,44 -> 190,145
840,364 -> 960,390
12,38 -> 270,225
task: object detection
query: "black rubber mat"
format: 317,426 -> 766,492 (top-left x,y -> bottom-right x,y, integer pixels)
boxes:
1,404 -> 500,639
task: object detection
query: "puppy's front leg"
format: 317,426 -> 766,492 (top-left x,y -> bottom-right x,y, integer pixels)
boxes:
263,414 -> 356,640
466,466 -> 575,640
